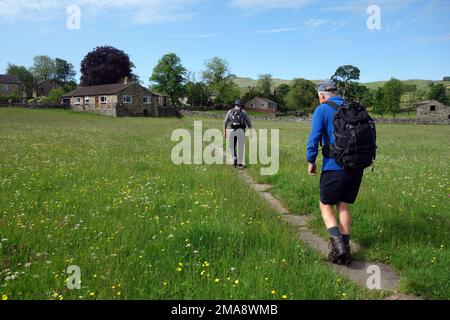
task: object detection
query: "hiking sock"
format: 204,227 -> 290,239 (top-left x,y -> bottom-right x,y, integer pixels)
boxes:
327,226 -> 340,238
341,234 -> 351,247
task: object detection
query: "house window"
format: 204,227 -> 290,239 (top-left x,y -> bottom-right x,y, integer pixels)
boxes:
100,96 -> 107,104
84,97 -> 90,104
143,96 -> 152,104
74,97 -> 81,105
430,105 -> 436,112
122,95 -> 133,104
1,84 -> 8,92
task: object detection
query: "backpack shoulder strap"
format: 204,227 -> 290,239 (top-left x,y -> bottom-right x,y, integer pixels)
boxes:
325,101 -> 340,111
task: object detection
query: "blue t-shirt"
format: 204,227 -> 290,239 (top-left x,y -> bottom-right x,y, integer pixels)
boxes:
306,96 -> 345,171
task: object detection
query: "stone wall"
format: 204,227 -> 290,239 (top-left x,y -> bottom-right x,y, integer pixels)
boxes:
180,110 -> 450,125
373,118 -> 449,125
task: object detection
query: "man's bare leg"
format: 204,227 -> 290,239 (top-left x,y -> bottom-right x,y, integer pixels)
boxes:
337,202 -> 351,236
320,202 -> 338,229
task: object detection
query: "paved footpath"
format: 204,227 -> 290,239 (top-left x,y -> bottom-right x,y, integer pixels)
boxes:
238,170 -> 423,300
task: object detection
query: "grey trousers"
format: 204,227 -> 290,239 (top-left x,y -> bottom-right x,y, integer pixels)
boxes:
229,129 -> 245,164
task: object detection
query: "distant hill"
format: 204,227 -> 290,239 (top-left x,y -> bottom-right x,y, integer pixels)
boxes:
364,80 -> 450,92
234,77 -> 292,89
234,77 -> 450,92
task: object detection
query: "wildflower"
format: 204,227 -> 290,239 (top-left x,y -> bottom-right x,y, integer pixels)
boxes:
176,267 -> 182,272
214,278 -> 220,283
117,292 -> 121,296
271,290 -> 276,295
89,292 -> 95,296
234,280 -> 239,285
2,294 -> 8,300
282,295 -> 288,300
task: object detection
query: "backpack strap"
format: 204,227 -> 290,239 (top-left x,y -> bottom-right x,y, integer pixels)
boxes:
321,101 -> 340,158
325,101 -> 340,111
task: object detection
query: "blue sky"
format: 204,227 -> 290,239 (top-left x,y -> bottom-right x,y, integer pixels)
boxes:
0,0 -> 449,85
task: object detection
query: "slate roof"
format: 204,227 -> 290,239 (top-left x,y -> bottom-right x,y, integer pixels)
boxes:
0,74 -> 21,84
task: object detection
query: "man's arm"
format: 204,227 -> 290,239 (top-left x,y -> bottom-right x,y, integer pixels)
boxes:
243,111 -> 253,129
306,107 -> 324,173
224,110 -> 231,137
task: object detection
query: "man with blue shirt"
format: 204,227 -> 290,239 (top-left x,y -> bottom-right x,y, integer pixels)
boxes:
307,81 -> 364,265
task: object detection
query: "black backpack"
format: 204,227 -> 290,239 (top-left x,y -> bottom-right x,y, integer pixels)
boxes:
323,101 -> 377,170
230,109 -> 246,129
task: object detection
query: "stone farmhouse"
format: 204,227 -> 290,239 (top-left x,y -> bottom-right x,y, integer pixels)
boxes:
0,74 -> 22,97
34,80 -> 61,97
416,100 -> 450,122
245,96 -> 278,114
62,80 -> 171,117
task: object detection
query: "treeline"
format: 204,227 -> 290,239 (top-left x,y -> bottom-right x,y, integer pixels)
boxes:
6,45 -> 449,114
5,56 -> 77,103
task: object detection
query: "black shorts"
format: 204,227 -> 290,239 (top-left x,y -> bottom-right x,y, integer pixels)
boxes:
320,169 -> 364,205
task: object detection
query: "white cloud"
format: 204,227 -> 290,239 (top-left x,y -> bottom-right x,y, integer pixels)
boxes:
304,18 -> 347,33
415,33 -> 450,42
0,0 -> 200,24
171,33 -> 219,38
231,0 -> 313,11
255,27 -> 299,34
325,0 -> 417,14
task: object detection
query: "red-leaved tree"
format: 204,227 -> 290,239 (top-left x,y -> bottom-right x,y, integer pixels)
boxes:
80,46 -> 136,86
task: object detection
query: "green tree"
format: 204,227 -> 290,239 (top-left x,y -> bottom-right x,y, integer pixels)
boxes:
276,84 -> 290,98
362,89 -> 375,110
256,74 -> 273,98
55,58 -> 76,84
346,83 -> 369,103
150,53 -> 187,106
403,84 -> 418,118
383,78 -> 403,117
331,65 -> 361,99
6,64 -> 34,98
372,87 -> 386,117
185,81 -> 211,107
30,55 -> 56,81
47,87 -> 65,103
427,83 -> 449,105
241,86 -> 258,103
63,81 -> 78,94
202,57 -> 239,105
284,78 -> 317,113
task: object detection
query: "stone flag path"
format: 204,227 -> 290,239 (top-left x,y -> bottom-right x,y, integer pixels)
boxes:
238,170 -> 423,300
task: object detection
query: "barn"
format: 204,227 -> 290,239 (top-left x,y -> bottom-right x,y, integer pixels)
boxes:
416,100 -> 450,122
245,96 -> 278,114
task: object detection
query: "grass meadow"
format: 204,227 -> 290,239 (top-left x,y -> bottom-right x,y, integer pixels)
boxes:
0,108 -> 380,300
1,108 -> 448,300
213,118 -> 448,300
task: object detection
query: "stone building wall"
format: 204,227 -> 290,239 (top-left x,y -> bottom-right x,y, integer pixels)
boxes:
417,101 -> 450,121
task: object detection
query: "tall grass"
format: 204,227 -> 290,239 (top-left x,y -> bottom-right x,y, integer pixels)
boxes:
0,108 -> 379,300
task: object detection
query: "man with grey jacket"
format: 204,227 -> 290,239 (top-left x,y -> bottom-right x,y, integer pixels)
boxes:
224,100 -> 253,168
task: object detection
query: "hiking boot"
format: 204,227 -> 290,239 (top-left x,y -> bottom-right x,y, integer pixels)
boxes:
233,160 -> 238,168
343,245 -> 352,265
238,164 -> 247,169
328,236 -> 348,265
